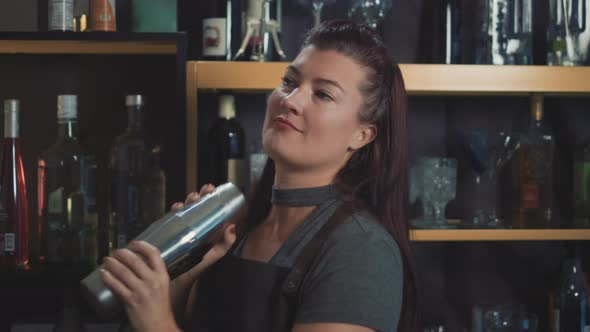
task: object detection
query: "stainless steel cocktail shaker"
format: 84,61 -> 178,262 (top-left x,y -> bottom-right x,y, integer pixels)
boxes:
80,182 -> 245,318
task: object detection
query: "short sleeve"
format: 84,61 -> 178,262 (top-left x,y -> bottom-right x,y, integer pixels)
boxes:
294,216 -> 403,332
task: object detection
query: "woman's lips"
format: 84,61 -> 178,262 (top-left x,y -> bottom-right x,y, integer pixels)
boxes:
274,118 -> 303,133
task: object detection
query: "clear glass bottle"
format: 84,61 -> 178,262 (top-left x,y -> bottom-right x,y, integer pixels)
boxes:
109,95 -> 148,251
141,145 -> 166,224
511,94 -> 555,228
38,95 -> 98,268
0,100 -> 29,270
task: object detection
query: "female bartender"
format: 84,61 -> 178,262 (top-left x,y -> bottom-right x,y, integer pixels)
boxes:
99,20 -> 417,332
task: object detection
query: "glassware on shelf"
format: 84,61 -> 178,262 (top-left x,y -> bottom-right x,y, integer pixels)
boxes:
483,305 -> 538,332
547,0 -> 590,66
461,131 -> 520,229
411,157 -> 457,229
296,0 -> 337,27
348,0 -> 393,30
234,0 -> 287,62
476,0 -> 533,65
574,140 -> 590,228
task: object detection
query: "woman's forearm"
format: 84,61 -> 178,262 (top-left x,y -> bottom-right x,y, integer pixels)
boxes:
169,270 -> 199,327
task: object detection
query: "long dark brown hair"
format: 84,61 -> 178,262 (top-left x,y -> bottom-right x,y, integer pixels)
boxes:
243,20 -> 417,332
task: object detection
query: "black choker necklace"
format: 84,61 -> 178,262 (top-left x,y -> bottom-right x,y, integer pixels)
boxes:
271,184 -> 338,207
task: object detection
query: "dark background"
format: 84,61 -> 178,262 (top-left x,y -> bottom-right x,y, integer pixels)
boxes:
0,0 -> 589,331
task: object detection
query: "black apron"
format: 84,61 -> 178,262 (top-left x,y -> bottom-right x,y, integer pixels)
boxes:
190,203 -> 355,332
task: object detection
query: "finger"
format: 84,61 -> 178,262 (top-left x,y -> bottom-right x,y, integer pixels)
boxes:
128,241 -> 167,274
199,183 -> 215,197
100,268 -> 133,303
102,256 -> 143,292
110,248 -> 153,281
184,192 -> 200,205
170,202 -> 184,212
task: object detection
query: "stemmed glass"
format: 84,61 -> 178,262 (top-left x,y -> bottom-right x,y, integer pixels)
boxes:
348,0 -> 393,29
412,157 -> 458,229
462,131 -> 520,228
296,0 -> 336,27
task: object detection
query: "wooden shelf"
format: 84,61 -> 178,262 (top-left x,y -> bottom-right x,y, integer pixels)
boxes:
0,32 -> 183,55
189,61 -> 590,95
410,229 -> 590,242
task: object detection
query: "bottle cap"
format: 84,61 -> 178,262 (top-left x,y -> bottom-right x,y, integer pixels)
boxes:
4,99 -> 19,113
3,99 -> 19,138
57,95 -> 78,120
218,95 -> 236,119
126,95 -> 145,107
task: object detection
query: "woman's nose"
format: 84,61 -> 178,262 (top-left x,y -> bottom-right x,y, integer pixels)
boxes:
280,88 -> 305,116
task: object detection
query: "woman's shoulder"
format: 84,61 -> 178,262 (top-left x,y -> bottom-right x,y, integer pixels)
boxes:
324,207 -> 402,260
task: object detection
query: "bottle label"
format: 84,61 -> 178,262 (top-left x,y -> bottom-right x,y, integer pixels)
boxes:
203,18 -> 227,57
48,187 -> 64,214
3,233 -> 15,252
521,183 -> 539,209
90,0 -> 116,31
48,0 -> 74,31
228,158 -> 247,190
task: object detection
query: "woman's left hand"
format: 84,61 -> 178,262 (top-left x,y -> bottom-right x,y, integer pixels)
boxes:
100,241 -> 180,332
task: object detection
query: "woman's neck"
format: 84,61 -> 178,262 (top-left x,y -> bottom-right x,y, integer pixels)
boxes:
273,165 -> 336,189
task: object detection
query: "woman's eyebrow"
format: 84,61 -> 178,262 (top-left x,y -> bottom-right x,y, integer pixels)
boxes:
314,78 -> 344,93
287,64 -> 344,93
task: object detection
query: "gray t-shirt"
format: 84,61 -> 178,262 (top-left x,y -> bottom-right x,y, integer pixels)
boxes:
234,197 -> 403,332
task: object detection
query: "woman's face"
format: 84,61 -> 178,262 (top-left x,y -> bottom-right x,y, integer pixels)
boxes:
262,46 -> 375,173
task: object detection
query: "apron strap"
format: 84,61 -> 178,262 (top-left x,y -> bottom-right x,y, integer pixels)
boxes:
281,202 -> 357,298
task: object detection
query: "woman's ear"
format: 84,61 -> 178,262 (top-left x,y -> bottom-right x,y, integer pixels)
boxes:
349,124 -> 377,151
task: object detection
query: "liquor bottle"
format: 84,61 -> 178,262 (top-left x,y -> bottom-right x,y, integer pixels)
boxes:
556,246 -> 589,332
141,145 -> 166,224
202,0 -> 242,60
0,100 -> 29,270
48,0 -> 74,31
207,95 -> 246,190
38,95 -> 98,267
511,94 -> 555,228
574,141 -> 590,228
90,0 -> 116,32
109,95 -> 148,250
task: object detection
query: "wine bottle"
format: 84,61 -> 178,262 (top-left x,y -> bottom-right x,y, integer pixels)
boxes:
202,0 -> 242,61
38,95 -> 98,267
511,94 -> 555,228
574,141 -> 590,228
109,95 -> 148,250
207,95 -> 246,190
0,100 -> 29,270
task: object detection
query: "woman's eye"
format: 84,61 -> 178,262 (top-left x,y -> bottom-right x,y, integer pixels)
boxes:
315,90 -> 334,101
281,77 -> 296,88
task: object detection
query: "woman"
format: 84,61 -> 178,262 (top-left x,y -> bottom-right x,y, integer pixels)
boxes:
99,20 -> 416,332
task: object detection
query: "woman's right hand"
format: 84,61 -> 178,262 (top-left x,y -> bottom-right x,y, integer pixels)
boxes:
171,184 -> 237,282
